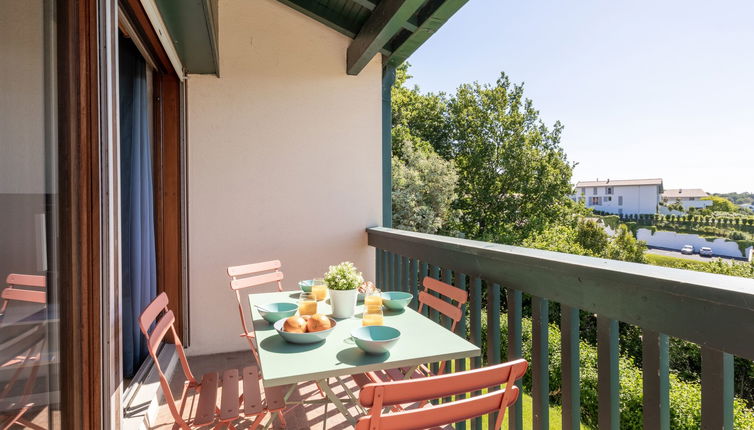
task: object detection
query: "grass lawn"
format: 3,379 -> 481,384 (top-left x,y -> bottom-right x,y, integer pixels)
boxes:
645,253 -> 717,270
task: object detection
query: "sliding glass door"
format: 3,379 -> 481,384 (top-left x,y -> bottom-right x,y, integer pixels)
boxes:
0,0 -> 61,427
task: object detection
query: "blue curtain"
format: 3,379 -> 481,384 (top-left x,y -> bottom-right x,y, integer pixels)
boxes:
120,35 -> 157,379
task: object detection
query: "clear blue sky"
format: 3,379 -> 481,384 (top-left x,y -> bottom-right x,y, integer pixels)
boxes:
404,0 -> 754,194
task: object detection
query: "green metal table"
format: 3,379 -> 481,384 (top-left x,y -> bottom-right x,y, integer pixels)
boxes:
248,291 -> 480,425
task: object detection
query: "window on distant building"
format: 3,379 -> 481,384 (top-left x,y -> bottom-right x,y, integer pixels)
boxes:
593,187 -> 598,195
606,187 -> 613,195
590,196 -> 602,205
580,188 -> 585,195
690,197 -> 695,201
618,196 -> 623,205
605,196 -> 612,202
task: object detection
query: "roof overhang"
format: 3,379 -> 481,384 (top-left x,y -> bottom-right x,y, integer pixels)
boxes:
154,0 -> 467,76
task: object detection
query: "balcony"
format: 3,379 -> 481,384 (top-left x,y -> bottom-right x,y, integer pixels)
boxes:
143,227 -> 754,429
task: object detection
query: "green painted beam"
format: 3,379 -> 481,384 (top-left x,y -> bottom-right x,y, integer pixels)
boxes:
381,66 -> 395,227
348,0 -> 419,31
386,0 -> 468,68
366,227 -> 754,360
277,0 -> 362,38
347,0 -> 425,75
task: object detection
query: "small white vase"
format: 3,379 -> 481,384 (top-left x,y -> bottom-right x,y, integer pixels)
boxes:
329,288 -> 357,318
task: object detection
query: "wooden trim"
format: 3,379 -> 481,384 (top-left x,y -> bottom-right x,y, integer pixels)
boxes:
121,0 -> 186,341
119,0 -> 172,73
58,0 -> 103,427
153,71 -> 185,340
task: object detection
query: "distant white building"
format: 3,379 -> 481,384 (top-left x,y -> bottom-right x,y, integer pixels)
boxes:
661,188 -> 711,210
573,178 -> 663,215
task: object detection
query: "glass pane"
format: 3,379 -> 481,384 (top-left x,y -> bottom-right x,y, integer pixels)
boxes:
0,0 -> 60,427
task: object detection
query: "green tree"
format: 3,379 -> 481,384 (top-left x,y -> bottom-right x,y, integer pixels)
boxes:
391,141 -> 458,234
605,224 -> 647,263
701,195 -> 739,212
446,73 -> 575,244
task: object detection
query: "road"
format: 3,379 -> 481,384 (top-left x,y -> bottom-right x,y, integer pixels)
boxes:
646,247 -> 745,263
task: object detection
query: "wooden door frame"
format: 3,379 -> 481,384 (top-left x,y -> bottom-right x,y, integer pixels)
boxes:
57,0 -> 186,427
119,0 -> 187,341
58,0 -> 105,427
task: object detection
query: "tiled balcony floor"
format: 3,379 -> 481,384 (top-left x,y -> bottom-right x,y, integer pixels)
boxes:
149,351 -> 363,429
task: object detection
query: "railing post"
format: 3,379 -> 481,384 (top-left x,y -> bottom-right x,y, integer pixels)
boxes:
396,255 -> 404,293
455,273 -> 468,429
507,288 -> 523,430
469,277 -> 482,429
408,258 -> 418,309
532,296 -> 549,430
701,347 -> 734,430
642,330 -> 669,430
388,252 -> 395,292
598,316 -> 620,430
561,305 -> 580,430
376,249 -> 383,289
487,282 -> 502,429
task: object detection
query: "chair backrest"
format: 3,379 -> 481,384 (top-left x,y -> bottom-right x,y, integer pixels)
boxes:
139,292 -> 195,425
356,359 -> 528,430
418,277 -> 468,332
226,260 -> 284,353
1,274 -> 47,315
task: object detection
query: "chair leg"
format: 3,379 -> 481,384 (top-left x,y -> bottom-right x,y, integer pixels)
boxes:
248,412 -> 266,430
276,410 -> 286,428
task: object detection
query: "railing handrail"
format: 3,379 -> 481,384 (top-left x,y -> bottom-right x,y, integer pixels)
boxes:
367,226 -> 754,360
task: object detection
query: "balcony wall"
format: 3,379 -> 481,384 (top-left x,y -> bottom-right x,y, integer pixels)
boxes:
185,0 -> 382,355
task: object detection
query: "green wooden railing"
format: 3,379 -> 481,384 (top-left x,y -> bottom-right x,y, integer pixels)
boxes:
367,226 -> 754,430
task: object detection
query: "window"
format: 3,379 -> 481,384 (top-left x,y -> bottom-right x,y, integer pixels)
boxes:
605,196 -> 612,202
580,188 -> 585,195
606,187 -> 613,195
590,196 -> 602,205
1,1 -> 62,426
593,187 -> 598,195
619,196 -> 623,205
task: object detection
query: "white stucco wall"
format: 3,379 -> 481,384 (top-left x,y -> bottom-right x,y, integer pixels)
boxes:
186,0 -> 382,355
0,0 -> 45,194
637,228 -> 752,260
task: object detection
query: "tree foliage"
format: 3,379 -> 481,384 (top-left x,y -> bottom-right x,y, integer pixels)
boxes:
446,74 -> 575,243
524,219 -> 647,263
391,142 -> 458,234
701,195 -> 739,212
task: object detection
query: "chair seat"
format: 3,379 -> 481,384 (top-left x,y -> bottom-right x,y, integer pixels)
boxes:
193,365 -> 276,426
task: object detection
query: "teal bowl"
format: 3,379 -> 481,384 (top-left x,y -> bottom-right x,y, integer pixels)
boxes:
351,326 -> 401,354
380,291 -> 413,311
274,317 -> 337,344
298,279 -> 314,293
255,302 -> 298,323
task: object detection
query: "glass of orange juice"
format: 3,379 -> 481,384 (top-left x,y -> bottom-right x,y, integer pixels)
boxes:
312,278 -> 327,301
364,289 -> 382,308
298,292 -> 317,316
362,305 -> 384,326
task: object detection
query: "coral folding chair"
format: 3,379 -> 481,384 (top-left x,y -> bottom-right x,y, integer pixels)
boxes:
0,274 -> 46,320
139,293 -> 286,429
374,277 -> 467,383
356,359 -> 528,430
227,260 -> 283,365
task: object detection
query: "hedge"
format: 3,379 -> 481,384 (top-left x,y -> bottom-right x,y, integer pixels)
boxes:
479,313 -> 754,429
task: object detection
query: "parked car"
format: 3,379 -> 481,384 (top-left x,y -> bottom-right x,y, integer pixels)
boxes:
700,247 -> 713,257
681,245 -> 694,255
